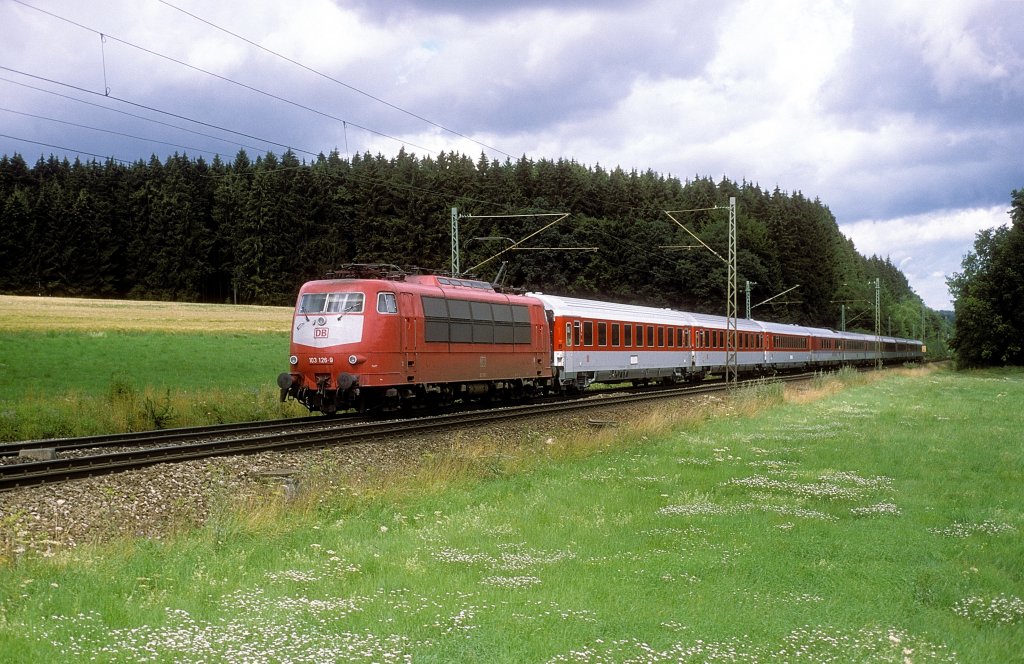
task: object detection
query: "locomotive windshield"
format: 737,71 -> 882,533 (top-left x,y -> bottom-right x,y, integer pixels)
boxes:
298,292 -> 365,315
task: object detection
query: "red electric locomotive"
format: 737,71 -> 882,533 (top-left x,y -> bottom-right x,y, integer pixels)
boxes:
277,265 -> 552,413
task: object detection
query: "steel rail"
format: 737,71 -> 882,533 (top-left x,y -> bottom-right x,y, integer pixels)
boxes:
0,372 -> 819,492
0,415 -> 342,457
0,380 -> 703,458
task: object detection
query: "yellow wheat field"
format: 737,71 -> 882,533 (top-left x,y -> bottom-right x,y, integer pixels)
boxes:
0,295 -> 293,334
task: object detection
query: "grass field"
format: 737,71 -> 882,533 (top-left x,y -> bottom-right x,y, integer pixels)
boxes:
0,296 -> 302,440
1,365 -> 1021,662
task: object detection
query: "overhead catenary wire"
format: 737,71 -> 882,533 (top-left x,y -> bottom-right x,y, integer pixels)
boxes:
1,107 -> 226,158
2,4 -> 748,289
157,0 -> 513,160
0,75 -> 271,157
4,0 -> 761,230
5,1 -> 718,222
9,0 -> 438,157
0,133 -> 133,165
1,65 -> 320,158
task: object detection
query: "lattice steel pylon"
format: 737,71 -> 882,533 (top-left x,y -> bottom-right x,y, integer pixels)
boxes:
726,197 -> 738,386
451,207 -> 460,276
874,277 -> 882,369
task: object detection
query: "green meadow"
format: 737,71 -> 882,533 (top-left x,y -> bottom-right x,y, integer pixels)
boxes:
1,366 -> 1021,662
0,296 -> 302,440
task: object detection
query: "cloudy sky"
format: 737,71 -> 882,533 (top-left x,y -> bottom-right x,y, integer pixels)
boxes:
2,0 -> 1022,309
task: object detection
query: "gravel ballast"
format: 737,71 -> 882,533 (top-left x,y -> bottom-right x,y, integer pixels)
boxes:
1,401 -> 669,561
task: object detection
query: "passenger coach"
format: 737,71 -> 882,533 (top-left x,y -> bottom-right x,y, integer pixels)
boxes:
530,293 -> 698,389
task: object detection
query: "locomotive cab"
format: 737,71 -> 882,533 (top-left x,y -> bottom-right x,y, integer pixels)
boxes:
278,282 -> 405,413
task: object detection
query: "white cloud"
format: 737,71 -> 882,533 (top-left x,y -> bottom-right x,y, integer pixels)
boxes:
841,205 -> 1009,254
883,0 -> 1010,96
840,204 -> 1010,309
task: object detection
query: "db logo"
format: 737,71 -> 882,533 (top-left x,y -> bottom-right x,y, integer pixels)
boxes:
314,328 -> 329,338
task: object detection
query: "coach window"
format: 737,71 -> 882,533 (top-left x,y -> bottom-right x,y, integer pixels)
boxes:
377,292 -> 398,314
612,323 -> 620,347
624,323 -> 633,347
583,321 -> 594,346
565,323 -> 573,348
598,321 -> 607,346
657,326 -> 665,347
646,325 -> 655,348
573,320 -> 582,348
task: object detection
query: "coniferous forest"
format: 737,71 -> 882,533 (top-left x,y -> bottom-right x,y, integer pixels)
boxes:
0,148 -> 945,343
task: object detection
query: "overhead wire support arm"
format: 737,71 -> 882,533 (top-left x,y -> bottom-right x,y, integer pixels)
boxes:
751,285 -> 801,310
465,213 -> 571,274
452,209 -> 570,277
508,246 -> 598,252
663,210 -> 728,264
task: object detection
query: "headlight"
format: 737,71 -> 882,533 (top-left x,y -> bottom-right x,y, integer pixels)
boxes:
289,355 -> 299,365
348,354 -> 359,365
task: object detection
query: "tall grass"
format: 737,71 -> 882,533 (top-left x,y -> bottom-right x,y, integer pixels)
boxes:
1,366 -> 1021,662
0,331 -> 304,441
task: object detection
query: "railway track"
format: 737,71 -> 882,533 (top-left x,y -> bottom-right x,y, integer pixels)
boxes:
0,373 -> 814,492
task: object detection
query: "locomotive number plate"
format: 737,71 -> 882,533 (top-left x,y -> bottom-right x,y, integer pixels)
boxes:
309,357 -> 335,365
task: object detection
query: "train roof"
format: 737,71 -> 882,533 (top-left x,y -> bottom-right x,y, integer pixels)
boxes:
297,275 -> 543,307
757,320 -> 823,337
528,293 -> 765,332
528,293 -> 695,325
687,311 -> 764,333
